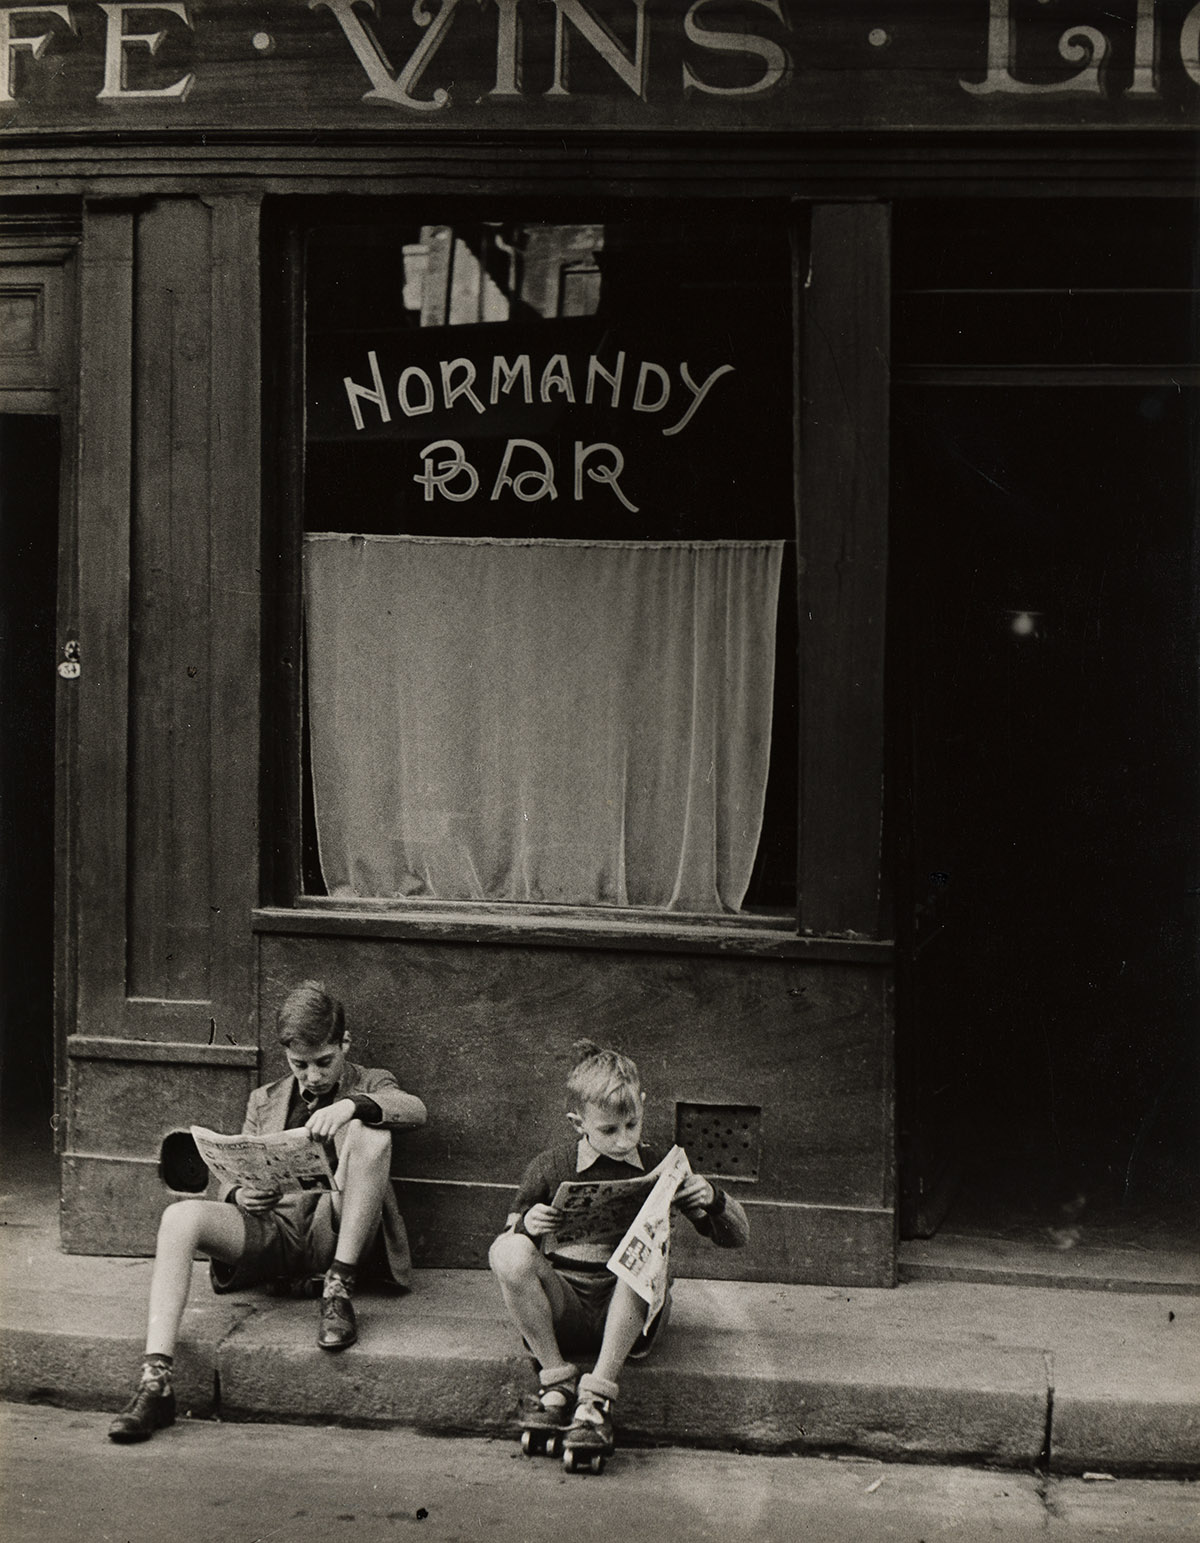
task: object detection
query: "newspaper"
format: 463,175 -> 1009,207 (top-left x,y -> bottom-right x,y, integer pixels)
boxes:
189,1125 -> 339,1194
548,1144 -> 693,1329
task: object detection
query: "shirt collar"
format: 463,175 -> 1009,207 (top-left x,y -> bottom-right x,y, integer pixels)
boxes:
576,1137 -> 644,1173
299,1079 -> 342,1109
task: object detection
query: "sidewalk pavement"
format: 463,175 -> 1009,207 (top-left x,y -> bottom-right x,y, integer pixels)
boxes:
1,1177 -> 1196,1477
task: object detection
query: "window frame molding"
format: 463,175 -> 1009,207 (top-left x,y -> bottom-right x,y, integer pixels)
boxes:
261,195 -> 892,952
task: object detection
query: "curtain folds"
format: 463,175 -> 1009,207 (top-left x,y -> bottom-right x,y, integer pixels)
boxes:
303,534 -> 783,914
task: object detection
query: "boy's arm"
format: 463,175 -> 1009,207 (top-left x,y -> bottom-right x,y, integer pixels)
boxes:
216,1085 -> 269,1205
679,1183 -> 751,1249
501,1151 -> 555,1238
353,1068 -> 427,1129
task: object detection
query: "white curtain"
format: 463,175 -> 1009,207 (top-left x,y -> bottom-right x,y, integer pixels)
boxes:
304,535 -> 783,914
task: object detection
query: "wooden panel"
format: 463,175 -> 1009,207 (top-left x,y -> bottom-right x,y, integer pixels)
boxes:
0,263 -> 65,391
798,203 -> 891,938
256,928 -> 894,1282
396,1178 -> 895,1285
65,197 -> 263,1247
109,193 -> 262,1026
126,199 -> 214,1002
68,1051 -> 256,1156
2,1 -> 1199,135
257,934 -> 894,1208
63,1048 -> 257,1252
2,134 -> 1197,207
254,904 -> 894,964
75,203 -> 134,1032
68,1035 -> 258,1067
207,195 -> 263,1049
53,293 -> 80,1155
671,1199 -> 895,1287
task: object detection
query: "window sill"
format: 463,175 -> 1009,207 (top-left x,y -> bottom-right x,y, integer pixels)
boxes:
252,900 -> 893,963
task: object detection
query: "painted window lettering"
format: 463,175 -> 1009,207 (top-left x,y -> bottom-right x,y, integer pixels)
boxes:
412,439 -> 639,510
342,350 -> 735,439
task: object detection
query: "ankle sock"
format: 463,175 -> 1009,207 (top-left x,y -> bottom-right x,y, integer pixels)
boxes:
325,1260 -> 357,1295
537,1362 -> 578,1412
577,1371 -> 619,1407
140,1354 -> 173,1391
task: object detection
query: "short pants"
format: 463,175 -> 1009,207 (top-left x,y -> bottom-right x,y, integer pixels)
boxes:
546,1260 -> 670,1360
209,1191 -> 338,1294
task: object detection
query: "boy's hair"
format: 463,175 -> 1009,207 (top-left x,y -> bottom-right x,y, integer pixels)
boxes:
567,1039 -> 642,1117
276,981 -> 346,1053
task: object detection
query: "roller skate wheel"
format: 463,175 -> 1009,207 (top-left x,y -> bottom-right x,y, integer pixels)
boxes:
547,1434 -> 562,1458
589,1454 -> 605,1474
563,1447 -> 578,1473
520,1429 -> 535,1455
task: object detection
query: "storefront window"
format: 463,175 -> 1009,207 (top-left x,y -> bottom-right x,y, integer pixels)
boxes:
297,215 -> 796,915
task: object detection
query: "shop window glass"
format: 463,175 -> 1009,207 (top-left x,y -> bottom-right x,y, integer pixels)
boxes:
300,217 -> 796,915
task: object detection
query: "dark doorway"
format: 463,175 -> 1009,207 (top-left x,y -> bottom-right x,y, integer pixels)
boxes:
893,384 -> 1200,1267
0,414 -> 60,1162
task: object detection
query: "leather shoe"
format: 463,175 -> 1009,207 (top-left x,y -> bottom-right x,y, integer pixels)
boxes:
108,1382 -> 176,1443
317,1287 -> 357,1351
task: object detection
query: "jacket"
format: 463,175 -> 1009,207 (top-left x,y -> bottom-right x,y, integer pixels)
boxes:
224,1060 -> 427,1289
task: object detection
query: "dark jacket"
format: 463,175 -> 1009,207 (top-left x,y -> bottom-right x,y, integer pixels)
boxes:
225,1061 -> 426,1289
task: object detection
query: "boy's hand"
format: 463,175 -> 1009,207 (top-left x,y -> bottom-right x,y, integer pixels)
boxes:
674,1174 -> 716,1211
238,1186 -> 282,1213
305,1097 -> 357,1141
522,1203 -> 562,1237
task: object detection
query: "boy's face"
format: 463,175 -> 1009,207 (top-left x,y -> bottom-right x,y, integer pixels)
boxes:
569,1095 -> 645,1161
285,1035 -> 349,1099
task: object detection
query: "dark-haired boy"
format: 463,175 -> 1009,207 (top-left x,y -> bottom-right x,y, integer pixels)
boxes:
108,980 -> 426,1443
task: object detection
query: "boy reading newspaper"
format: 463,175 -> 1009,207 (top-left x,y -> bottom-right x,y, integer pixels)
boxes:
107,981 -> 426,1443
488,1039 -> 749,1469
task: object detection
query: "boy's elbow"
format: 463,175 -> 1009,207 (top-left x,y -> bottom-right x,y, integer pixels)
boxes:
710,1195 -> 751,1249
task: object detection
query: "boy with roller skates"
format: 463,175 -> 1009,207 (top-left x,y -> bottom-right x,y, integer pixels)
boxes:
488,1039 -> 749,1472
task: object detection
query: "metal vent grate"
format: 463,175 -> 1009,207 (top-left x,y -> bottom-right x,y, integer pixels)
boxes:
674,1103 -> 761,1181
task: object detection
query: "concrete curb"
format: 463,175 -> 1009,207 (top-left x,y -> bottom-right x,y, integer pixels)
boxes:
2,1222 -> 1197,1475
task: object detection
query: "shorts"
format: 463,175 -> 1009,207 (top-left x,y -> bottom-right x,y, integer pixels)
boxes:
547,1261 -> 670,1361
209,1191 -> 338,1294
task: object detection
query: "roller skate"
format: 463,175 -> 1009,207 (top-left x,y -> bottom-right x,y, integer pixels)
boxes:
517,1366 -> 577,1458
561,1373 -> 618,1474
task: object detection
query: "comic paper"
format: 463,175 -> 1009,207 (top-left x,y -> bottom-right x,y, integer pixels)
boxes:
190,1125 -> 339,1194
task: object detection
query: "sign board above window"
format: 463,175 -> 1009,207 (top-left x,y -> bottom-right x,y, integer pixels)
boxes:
1,0 -> 1199,134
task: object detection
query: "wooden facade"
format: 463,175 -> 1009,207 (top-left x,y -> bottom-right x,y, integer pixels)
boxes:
1,0 -> 1196,1285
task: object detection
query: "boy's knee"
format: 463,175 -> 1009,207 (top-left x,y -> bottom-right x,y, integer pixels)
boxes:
488,1229 -> 536,1280
157,1197 -> 207,1245
345,1119 -> 391,1161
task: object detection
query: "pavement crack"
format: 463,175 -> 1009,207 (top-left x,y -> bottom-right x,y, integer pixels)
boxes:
1037,1349 -> 1056,1494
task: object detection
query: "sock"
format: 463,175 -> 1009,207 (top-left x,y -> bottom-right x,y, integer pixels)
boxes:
537,1362 -> 578,1412
325,1260 -> 357,1295
577,1371 -> 619,1408
140,1354 -> 173,1392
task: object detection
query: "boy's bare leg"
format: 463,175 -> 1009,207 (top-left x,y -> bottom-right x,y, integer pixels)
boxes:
592,1280 -> 649,1385
145,1199 -> 248,1358
111,1199 -> 247,1443
488,1231 -> 573,1373
328,1120 -> 392,1267
559,1281 -> 646,1461
318,1120 -> 393,1351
